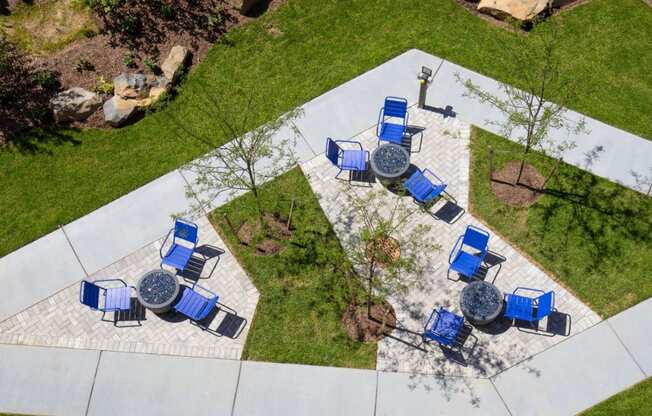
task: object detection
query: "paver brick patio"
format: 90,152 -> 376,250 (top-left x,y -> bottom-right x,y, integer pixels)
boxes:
301,107 -> 601,378
0,216 -> 259,359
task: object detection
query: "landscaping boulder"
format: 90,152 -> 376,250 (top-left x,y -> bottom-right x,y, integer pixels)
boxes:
103,96 -> 139,127
50,87 -> 102,123
161,45 -> 190,83
113,73 -> 149,99
478,0 -> 549,21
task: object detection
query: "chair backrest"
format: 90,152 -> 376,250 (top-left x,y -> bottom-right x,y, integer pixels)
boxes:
383,96 -> 407,119
462,225 -> 489,252
80,280 -> 101,309
174,219 -> 198,244
536,291 -> 555,319
325,138 -> 341,167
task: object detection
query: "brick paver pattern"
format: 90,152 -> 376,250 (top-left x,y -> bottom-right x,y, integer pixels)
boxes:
301,108 -> 601,378
0,216 -> 259,359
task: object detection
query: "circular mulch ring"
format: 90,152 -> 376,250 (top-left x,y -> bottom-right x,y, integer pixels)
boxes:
491,161 -> 545,207
365,236 -> 401,267
342,302 -> 396,342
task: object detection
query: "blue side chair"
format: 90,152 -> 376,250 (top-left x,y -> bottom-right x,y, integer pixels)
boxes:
376,96 -> 408,145
404,168 -> 447,204
79,279 -> 134,325
325,137 -> 369,181
505,288 -> 555,323
448,225 -> 490,280
423,307 -> 465,348
160,218 -> 198,272
174,283 -> 219,331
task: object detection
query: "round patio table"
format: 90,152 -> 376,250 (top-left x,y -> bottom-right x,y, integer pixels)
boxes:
370,143 -> 411,183
459,280 -> 503,325
136,269 -> 180,314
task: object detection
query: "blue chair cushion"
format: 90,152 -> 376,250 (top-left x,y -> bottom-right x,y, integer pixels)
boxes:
174,288 -> 216,321
405,171 -> 446,203
80,281 -> 101,309
162,243 -> 194,270
379,122 -> 405,144
426,309 -> 464,344
505,294 -> 534,320
449,251 -> 482,278
104,286 -> 131,311
341,150 -> 367,171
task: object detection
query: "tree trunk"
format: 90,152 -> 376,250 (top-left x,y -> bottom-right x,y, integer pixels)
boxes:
542,157 -> 563,189
488,145 -> 494,183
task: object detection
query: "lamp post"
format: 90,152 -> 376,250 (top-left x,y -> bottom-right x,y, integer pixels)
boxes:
417,66 -> 433,109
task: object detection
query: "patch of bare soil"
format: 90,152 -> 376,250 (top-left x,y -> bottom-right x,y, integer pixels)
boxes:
366,236 -> 400,267
491,160 -> 545,207
342,302 -> 396,342
236,212 -> 292,256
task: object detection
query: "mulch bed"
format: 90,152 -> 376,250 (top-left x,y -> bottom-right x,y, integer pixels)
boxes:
7,0 -> 285,130
342,301 -> 397,342
490,160 -> 545,207
236,212 -> 292,256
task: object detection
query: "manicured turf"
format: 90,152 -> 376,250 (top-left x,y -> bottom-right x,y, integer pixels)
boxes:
580,377 -> 652,416
2,0 -> 651,256
469,128 -> 652,317
210,167 -> 377,368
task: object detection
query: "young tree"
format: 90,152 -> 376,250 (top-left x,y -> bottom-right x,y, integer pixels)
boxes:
338,186 -> 440,332
161,87 -> 303,222
457,17 -> 587,186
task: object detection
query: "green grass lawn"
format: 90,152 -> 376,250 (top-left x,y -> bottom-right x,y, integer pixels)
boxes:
580,377 -> 652,416
1,0 -> 651,256
209,167 -> 377,368
469,128 -> 652,317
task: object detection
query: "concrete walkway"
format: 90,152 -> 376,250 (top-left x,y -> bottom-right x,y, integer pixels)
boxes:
1,298 -> 649,416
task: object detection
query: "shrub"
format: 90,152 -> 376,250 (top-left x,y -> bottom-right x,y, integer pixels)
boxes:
32,70 -> 60,91
122,51 -> 136,68
160,3 -> 174,20
143,57 -> 159,74
74,57 -> 94,72
94,75 -> 114,95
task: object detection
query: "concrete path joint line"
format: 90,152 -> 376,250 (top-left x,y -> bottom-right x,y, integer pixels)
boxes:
85,350 -> 103,416
373,370 -> 379,416
230,360 -> 244,416
606,320 -> 648,377
60,224 -> 90,278
490,378 -> 514,416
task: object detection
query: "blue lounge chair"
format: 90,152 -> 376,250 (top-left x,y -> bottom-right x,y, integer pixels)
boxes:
160,218 -> 198,272
174,283 -> 219,329
325,138 -> 369,181
423,307 -> 464,347
79,279 -> 134,325
376,96 -> 408,145
448,225 -> 490,280
404,168 -> 447,204
505,288 -> 555,322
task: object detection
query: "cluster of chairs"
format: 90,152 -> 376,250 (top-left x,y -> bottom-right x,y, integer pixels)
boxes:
423,225 -> 556,349
326,96 -> 447,204
79,218 -> 221,330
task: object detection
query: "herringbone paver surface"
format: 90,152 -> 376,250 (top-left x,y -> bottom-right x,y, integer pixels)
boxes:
301,108 -> 600,378
0,216 -> 259,359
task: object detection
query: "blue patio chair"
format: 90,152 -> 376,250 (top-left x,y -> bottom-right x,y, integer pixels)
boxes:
79,279 -> 134,325
448,225 -> 490,280
376,96 -> 408,145
404,168 -> 447,204
160,218 -> 198,272
174,283 -> 219,330
325,137 -> 369,181
423,307 -> 465,347
505,288 -> 555,322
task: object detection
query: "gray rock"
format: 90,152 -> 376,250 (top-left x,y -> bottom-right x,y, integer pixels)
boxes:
49,87 -> 102,123
113,73 -> 149,99
161,46 -> 190,82
103,96 -> 139,127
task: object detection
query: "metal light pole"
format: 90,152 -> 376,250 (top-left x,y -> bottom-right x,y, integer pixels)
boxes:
417,66 -> 433,109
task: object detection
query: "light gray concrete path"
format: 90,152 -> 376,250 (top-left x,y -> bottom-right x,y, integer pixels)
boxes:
87,351 -> 241,416
608,297 -> 652,376
492,321 -> 647,416
0,228 -> 85,322
233,361 -> 377,416
0,344 -> 99,416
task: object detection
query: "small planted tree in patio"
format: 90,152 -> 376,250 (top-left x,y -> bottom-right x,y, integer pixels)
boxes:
457,17 -> 587,199
337,185 -> 440,341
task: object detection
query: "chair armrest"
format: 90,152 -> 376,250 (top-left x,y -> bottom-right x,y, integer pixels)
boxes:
513,287 -> 545,296
448,235 -> 464,265
159,228 -> 174,259
376,107 -> 384,136
94,278 -> 128,288
192,282 -> 218,299
335,140 -> 364,151
404,111 -> 409,127
422,168 -> 445,185
424,309 -> 438,333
